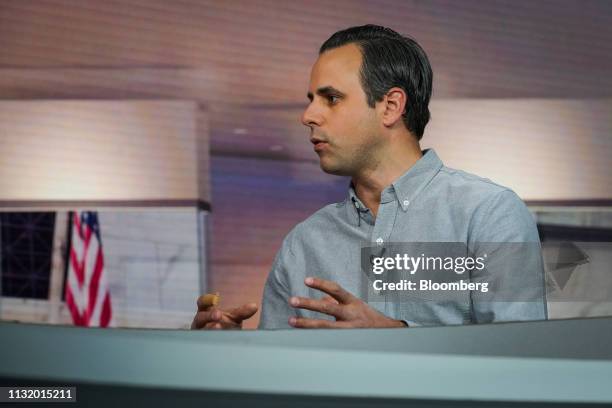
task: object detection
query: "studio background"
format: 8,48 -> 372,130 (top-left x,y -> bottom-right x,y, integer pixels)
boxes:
1,0 -> 611,329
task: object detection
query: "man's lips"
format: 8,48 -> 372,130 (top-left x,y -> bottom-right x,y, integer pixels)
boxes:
311,138 -> 329,152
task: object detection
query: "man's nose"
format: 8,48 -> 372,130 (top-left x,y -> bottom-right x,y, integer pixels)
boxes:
301,103 -> 322,128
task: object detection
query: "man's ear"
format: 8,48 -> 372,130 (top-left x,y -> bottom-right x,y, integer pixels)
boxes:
381,87 -> 407,127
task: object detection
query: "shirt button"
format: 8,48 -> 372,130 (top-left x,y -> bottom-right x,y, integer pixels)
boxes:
403,199 -> 410,206
376,237 -> 384,245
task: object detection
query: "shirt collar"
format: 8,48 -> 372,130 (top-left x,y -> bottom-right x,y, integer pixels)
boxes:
347,148 -> 443,212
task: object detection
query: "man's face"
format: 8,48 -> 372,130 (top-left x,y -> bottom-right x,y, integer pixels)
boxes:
302,43 -> 382,176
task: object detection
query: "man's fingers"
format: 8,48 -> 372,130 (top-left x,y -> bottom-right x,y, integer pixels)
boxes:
226,303 -> 259,322
191,308 -> 223,329
289,296 -> 344,319
304,277 -> 354,304
288,316 -> 348,329
198,313 -> 241,330
192,301 -> 258,330
205,319 -> 239,330
321,295 -> 339,304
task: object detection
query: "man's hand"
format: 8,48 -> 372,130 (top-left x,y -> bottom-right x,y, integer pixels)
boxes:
288,277 -> 407,329
191,295 -> 258,330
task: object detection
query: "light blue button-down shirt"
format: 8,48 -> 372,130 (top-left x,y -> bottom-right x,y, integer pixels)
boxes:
259,149 -> 547,329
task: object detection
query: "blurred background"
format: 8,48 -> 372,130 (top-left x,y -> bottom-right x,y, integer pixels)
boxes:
0,0 -> 611,329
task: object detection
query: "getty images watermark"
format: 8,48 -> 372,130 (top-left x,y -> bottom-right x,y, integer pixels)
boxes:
357,241 -> 612,304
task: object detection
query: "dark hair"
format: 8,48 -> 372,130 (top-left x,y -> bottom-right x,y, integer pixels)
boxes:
320,25 -> 432,140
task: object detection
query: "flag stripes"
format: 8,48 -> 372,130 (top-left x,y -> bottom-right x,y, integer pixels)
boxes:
65,211 -> 113,327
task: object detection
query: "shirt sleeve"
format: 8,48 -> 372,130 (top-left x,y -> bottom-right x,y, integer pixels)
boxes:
258,236 -> 295,329
468,189 -> 548,323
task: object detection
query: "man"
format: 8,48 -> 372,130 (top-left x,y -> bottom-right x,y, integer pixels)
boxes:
191,25 -> 547,330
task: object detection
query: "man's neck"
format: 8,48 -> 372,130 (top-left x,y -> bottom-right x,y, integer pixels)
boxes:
352,142 -> 423,217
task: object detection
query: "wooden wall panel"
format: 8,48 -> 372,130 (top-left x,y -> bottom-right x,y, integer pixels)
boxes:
2,0 -> 612,99
423,99 -> 612,201
0,100 -> 207,204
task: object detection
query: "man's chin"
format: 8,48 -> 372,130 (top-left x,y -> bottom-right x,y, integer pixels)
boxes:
319,160 -> 350,176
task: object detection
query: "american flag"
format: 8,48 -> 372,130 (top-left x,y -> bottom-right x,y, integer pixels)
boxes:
65,211 -> 113,327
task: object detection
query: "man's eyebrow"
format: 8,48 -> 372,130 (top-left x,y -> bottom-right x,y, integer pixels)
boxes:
307,86 -> 345,101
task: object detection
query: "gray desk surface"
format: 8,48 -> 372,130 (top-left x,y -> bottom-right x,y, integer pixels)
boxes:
2,317 -> 612,405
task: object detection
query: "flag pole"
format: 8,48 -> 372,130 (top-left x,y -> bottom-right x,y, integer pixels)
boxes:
48,212 -> 69,324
